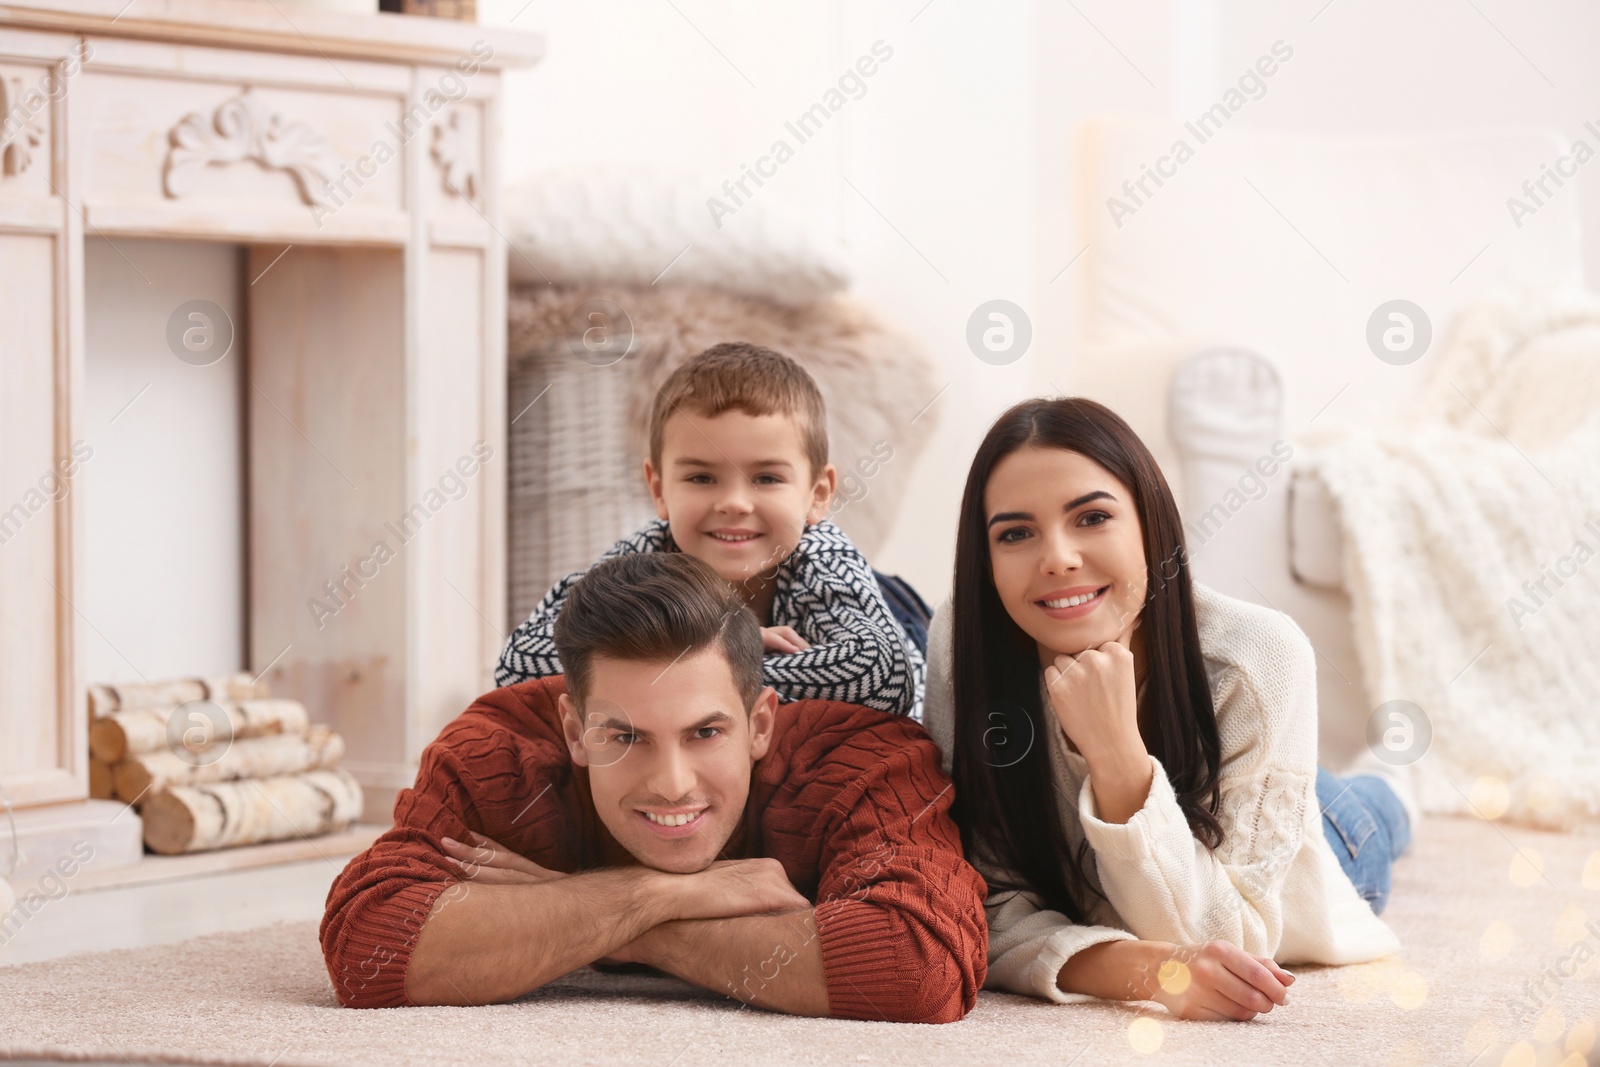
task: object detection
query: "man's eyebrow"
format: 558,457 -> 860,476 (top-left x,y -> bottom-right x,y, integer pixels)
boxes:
591,711 -> 737,736
986,491 -> 1117,528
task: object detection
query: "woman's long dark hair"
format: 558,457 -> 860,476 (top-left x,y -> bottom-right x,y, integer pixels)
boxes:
949,397 -> 1223,923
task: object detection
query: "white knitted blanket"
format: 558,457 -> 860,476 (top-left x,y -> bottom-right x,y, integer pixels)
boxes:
1302,290 -> 1600,828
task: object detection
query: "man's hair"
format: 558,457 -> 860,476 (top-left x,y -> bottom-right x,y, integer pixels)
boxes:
554,553 -> 764,709
647,342 -> 829,479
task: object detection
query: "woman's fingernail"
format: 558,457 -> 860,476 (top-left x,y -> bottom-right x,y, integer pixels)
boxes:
441,837 -> 458,847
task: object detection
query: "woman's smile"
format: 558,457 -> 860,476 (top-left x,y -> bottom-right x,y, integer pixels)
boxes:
1035,584 -> 1112,619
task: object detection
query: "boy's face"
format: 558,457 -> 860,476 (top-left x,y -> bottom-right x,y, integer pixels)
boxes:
644,409 -> 837,586
559,647 -> 777,873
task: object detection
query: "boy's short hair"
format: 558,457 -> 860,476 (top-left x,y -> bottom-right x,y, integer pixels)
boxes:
553,553 -> 763,709
648,342 -> 829,479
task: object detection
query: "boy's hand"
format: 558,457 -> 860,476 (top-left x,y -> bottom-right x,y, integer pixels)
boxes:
761,625 -> 812,654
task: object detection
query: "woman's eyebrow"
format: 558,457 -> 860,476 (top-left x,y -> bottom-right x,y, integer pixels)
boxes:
1065,490 -> 1116,510
987,491 -> 1117,528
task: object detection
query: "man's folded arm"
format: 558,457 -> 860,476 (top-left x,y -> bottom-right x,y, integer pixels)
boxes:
319,726 -> 661,1008
620,738 -> 986,1023
404,868 -> 678,1006
623,908 -> 830,1017
565,726 -> 987,1023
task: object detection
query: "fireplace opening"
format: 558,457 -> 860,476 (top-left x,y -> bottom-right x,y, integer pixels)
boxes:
83,238 -> 248,685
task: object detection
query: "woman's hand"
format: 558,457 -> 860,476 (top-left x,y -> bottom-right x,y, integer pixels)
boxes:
1142,941 -> 1295,1021
440,831 -> 562,886
1045,641 -> 1138,760
1044,616 -> 1145,769
1045,617 -> 1152,823
761,625 -> 812,654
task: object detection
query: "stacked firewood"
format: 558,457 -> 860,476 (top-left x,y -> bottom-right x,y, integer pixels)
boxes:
87,673 -> 363,856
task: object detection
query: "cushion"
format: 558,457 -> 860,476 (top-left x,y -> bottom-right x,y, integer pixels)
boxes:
503,167 -> 851,307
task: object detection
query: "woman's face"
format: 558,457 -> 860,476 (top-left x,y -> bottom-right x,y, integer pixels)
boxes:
984,446 -> 1148,660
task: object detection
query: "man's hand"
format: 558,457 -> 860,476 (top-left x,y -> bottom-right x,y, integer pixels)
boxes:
444,834 -> 811,976
667,857 -> 812,921
603,859 -> 811,969
761,625 -> 812,654
442,832 -> 562,885
612,910 -> 829,1016
446,835 -> 807,920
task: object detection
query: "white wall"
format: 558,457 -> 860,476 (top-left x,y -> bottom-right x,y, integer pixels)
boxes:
481,0 -> 1600,602
83,239 -> 246,683
482,0 -> 1042,601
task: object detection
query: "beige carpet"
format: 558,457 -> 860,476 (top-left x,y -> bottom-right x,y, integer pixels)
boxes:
3,816 -> 1598,1067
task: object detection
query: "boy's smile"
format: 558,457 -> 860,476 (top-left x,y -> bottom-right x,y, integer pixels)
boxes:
704,525 -> 766,553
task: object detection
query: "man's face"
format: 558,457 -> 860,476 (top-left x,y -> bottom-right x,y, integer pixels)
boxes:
559,647 -> 776,873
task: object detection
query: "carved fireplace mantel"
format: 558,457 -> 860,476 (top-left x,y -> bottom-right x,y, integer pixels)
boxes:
0,0 -> 541,879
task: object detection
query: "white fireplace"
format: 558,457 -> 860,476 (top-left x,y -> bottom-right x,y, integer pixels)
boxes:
0,0 -> 541,878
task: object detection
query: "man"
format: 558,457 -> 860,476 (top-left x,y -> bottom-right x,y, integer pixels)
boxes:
320,552 -> 986,1022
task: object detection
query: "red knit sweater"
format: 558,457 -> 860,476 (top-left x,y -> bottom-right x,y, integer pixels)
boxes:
320,676 -> 987,1022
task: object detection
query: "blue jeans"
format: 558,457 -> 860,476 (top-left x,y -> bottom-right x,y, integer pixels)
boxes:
1316,768 -> 1411,915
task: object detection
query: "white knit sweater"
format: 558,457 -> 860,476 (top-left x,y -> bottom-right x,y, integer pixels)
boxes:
922,582 -> 1400,1004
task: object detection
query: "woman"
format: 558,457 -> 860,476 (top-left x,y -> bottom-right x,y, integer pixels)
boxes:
924,397 -> 1411,1021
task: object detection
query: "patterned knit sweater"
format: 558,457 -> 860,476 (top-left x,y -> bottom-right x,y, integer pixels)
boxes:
922,582 -> 1401,1004
495,518 -> 926,718
320,676 -> 988,1021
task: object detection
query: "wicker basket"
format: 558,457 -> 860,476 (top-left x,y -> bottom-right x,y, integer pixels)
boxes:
507,346 -> 655,630
505,282 -> 939,633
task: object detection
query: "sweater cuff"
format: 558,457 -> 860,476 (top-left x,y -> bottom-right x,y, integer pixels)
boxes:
812,897 -> 903,1020
327,880 -> 452,1008
992,924 -> 1140,1005
819,895 -> 966,1023
1078,755 -> 1185,864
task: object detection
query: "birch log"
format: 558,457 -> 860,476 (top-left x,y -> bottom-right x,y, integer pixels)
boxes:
89,699 -> 310,764
114,725 -> 345,802
141,769 -> 364,855
88,679 -> 205,718
203,672 -> 272,703
89,758 -> 115,800
87,672 -> 270,718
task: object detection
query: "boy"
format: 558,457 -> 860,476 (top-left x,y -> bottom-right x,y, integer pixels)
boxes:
496,342 -> 926,718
